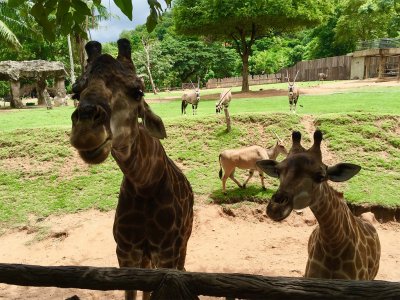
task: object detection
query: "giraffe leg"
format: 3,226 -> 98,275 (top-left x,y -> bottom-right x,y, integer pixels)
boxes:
117,248 -> 142,300
242,169 -> 254,188
260,172 -> 266,190
140,256 -> 152,300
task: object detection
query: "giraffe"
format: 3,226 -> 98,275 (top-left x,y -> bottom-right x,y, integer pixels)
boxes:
256,130 -> 381,280
70,39 -> 194,300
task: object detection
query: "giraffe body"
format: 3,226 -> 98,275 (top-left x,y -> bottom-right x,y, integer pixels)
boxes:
70,39 -> 194,300
257,130 -> 381,280
305,183 -> 380,279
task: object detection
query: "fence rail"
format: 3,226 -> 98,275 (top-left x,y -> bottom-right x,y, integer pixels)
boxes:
0,263 -> 399,299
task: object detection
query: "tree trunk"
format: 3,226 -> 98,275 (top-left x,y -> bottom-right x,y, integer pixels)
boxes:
142,38 -> 157,94
241,53 -> 250,92
67,34 -> 76,84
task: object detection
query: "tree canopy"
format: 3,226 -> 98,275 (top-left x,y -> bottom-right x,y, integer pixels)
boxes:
174,0 -> 333,91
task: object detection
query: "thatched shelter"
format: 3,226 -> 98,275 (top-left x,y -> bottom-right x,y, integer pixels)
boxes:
0,60 -> 67,108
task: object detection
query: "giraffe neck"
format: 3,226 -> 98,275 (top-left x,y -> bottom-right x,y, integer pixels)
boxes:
309,182 -> 356,245
111,121 -> 168,189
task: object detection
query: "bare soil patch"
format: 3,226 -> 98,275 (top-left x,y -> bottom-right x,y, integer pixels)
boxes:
0,205 -> 399,299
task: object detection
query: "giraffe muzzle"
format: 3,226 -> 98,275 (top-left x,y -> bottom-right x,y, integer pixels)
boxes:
266,191 -> 294,221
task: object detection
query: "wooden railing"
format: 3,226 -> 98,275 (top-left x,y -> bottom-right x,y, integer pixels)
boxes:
0,263 -> 399,299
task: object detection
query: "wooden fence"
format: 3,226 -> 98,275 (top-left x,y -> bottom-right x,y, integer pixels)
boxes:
206,55 -> 351,89
0,263 -> 399,299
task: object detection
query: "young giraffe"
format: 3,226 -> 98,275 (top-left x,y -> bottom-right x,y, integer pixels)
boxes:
257,130 -> 381,280
70,39 -> 194,300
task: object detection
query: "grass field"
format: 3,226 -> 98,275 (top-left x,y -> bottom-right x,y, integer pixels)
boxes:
0,83 -> 399,228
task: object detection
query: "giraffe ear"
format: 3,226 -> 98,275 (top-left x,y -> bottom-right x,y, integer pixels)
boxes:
327,163 -> 361,182
256,160 -> 279,178
140,102 -> 167,139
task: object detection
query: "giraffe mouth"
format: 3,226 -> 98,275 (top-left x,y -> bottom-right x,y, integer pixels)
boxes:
78,138 -> 112,164
266,192 -> 294,221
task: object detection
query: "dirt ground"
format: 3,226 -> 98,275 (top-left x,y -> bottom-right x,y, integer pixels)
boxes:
0,79 -> 399,299
0,205 -> 399,299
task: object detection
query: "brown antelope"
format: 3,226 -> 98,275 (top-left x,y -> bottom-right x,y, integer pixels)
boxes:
318,72 -> 328,81
287,70 -> 300,113
218,134 -> 288,194
216,88 -> 232,113
181,79 -> 200,115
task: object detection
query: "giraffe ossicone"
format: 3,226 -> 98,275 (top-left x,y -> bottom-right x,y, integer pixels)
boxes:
70,39 -> 194,300
257,130 -> 380,280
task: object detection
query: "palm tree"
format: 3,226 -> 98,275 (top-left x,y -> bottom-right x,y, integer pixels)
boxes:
0,2 -> 22,48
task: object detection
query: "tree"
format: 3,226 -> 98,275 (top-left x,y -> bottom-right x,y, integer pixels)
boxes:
334,0 -> 396,49
7,0 -> 171,42
173,0 -> 333,92
0,1 -> 33,49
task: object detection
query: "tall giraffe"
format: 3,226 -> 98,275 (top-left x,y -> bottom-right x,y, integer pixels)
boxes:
256,130 -> 380,280
70,39 -> 194,300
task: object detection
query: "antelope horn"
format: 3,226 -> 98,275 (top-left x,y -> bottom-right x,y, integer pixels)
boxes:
272,131 -> 283,144
293,70 -> 300,82
220,88 -> 232,101
190,80 -> 195,89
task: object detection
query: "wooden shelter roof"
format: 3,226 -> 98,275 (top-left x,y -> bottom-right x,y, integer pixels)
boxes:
0,60 -> 67,81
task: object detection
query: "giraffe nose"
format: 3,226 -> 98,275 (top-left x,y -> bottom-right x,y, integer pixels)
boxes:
72,104 -> 106,124
272,190 -> 291,204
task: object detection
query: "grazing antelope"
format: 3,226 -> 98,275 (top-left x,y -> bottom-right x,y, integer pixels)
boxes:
218,135 -> 288,194
318,72 -> 328,81
287,70 -> 300,113
181,79 -> 200,115
216,88 -> 232,113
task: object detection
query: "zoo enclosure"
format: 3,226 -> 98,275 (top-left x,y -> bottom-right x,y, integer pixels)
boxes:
0,263 -> 399,299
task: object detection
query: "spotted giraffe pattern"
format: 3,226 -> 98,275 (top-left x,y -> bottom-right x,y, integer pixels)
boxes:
306,183 -> 380,279
70,39 -> 194,300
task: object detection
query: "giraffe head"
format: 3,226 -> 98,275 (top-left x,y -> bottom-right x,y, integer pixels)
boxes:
70,39 -> 166,164
256,130 -> 361,221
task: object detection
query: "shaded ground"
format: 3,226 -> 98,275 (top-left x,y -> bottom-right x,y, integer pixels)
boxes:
0,205 -> 399,299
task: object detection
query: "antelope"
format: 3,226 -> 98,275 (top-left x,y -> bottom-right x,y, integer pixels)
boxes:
287,70 -> 300,113
216,88 -> 232,113
318,72 -> 328,81
181,79 -> 200,115
218,133 -> 288,194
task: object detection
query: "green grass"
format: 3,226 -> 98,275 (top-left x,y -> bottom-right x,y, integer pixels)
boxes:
0,83 -> 399,227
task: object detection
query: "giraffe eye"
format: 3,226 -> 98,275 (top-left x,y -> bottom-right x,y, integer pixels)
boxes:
314,172 -> 326,182
130,88 -> 144,100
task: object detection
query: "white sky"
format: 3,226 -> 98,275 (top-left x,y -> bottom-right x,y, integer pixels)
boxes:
91,0 -> 168,43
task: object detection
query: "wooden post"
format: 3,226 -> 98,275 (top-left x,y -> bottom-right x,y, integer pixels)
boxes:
9,80 -> 23,108
224,107 -> 231,132
378,52 -> 386,79
397,55 -> 400,81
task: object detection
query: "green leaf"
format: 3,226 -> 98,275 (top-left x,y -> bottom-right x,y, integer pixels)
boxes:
71,0 -> 91,16
114,0 -> 133,20
60,12 -> 74,36
7,0 -> 26,8
56,0 -> 71,24
146,9 -> 158,32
